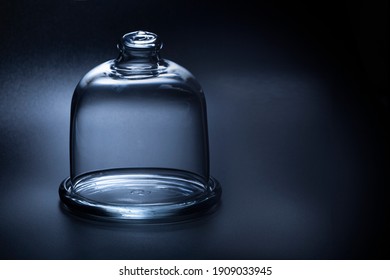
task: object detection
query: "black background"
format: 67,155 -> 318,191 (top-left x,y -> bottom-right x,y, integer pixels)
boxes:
0,0 -> 388,259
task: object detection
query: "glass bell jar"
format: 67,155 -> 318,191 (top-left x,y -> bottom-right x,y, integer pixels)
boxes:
59,31 -> 221,222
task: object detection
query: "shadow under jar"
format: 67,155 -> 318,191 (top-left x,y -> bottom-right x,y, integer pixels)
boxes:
59,31 -> 221,222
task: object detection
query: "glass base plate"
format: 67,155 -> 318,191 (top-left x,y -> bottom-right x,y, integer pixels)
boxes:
59,169 -> 221,223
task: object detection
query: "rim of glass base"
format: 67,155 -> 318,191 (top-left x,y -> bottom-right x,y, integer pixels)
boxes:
59,170 -> 221,223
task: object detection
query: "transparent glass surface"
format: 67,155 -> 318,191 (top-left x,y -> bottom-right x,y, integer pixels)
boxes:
59,31 -> 221,222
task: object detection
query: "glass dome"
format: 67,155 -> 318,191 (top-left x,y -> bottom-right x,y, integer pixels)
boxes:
59,31 -> 221,222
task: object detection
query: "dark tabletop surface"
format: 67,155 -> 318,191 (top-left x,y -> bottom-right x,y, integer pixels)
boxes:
0,0 -> 388,259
